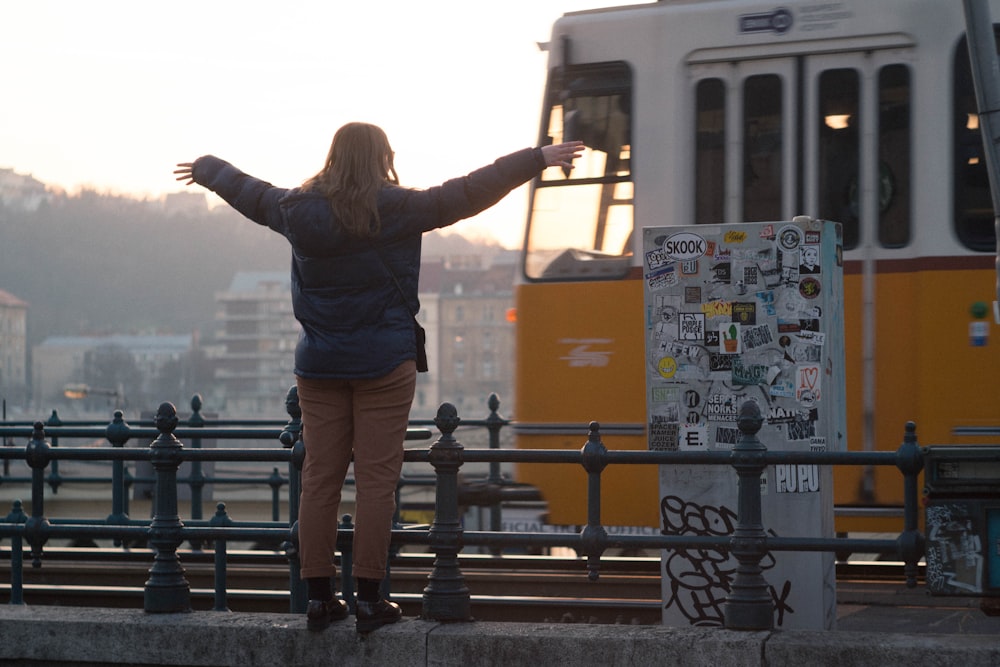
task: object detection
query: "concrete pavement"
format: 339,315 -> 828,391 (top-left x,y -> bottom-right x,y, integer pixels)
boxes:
0,599 -> 997,667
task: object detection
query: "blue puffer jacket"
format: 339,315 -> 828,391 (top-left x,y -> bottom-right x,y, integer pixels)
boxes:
190,147 -> 546,379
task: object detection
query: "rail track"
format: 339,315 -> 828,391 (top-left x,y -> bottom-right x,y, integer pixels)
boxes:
1,547 -> 956,625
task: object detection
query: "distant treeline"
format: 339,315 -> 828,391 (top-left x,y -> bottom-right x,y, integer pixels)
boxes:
0,190 -> 499,347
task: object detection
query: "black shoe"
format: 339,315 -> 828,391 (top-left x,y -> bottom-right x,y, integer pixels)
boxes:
306,598 -> 349,631
355,599 -> 402,633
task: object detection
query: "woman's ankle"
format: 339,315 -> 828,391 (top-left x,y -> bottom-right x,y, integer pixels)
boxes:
307,576 -> 334,602
356,577 -> 381,603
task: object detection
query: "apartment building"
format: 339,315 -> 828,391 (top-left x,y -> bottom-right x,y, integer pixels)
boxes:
431,258 -> 516,419
210,272 -> 298,416
0,289 -> 28,407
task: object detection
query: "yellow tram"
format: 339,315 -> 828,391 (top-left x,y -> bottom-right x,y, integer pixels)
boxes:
513,0 -> 1000,533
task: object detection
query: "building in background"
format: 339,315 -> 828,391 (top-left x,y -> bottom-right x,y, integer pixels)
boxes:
0,288 -> 28,409
210,272 -> 299,416
0,168 -> 51,211
414,261 -> 442,418
430,256 -> 516,419
206,257 -> 516,420
32,333 -> 194,415
162,190 -> 209,216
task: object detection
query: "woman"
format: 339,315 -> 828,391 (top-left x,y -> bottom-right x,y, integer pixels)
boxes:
175,123 -> 583,633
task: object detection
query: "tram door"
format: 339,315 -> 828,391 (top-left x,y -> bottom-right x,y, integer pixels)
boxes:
689,47 -> 914,508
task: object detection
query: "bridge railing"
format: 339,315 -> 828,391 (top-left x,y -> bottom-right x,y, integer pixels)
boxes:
0,392 -> 925,631
1,393 -> 510,537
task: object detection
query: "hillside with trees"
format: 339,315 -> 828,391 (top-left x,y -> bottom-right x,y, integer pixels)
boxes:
0,190 -> 507,348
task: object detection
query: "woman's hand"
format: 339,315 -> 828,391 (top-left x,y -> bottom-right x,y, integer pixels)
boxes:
541,141 -> 585,168
174,162 -> 195,185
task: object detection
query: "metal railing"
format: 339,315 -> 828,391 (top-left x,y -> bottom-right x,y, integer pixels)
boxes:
0,392 -> 925,631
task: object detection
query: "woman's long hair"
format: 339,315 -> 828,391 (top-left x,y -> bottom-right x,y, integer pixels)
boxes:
302,122 -> 399,237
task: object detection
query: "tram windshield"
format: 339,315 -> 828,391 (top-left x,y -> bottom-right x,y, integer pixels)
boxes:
955,31 -> 1000,252
524,61 -> 635,280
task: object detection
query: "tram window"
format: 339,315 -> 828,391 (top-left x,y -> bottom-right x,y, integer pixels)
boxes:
695,78 -> 726,225
542,62 -> 631,184
743,74 -> 783,222
817,69 -> 860,249
954,32 -> 1000,252
525,61 -> 634,281
878,65 -> 911,248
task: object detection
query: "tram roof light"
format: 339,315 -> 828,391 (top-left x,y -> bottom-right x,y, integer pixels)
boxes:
824,114 -> 851,130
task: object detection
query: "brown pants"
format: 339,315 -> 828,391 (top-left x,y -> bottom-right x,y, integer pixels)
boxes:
296,361 -> 416,582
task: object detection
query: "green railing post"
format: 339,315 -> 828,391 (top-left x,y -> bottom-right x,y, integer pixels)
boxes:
485,393 -> 505,538
188,394 -> 206,551
895,421 -> 925,588
5,500 -> 27,605
24,422 -> 51,567
143,402 -> 191,613
44,410 -> 62,494
580,422 -> 609,581
422,402 -> 471,622
279,385 -> 306,614
210,502 -> 234,612
279,386 -> 302,525
105,410 -> 131,546
338,513 -> 356,611
724,400 -> 774,630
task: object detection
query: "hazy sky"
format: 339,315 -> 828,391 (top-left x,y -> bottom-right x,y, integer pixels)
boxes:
1,0 -> 633,248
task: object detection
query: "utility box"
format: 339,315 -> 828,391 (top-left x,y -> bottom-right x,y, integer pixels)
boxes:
642,217 -> 845,630
924,445 -> 1000,596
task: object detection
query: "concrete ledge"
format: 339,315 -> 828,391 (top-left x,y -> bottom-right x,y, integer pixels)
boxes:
0,605 -> 997,667
765,630 -> 1000,667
